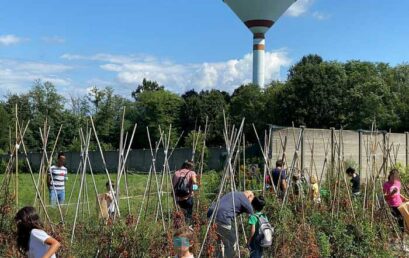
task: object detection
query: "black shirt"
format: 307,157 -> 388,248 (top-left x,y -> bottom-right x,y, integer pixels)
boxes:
351,174 -> 360,193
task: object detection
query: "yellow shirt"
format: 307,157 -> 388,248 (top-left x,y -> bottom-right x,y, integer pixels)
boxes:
312,183 -> 319,200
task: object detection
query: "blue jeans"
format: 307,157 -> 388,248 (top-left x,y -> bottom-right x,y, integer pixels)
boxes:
49,189 -> 65,206
249,239 -> 263,258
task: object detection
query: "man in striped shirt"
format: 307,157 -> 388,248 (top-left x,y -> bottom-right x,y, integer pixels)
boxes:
48,152 -> 68,206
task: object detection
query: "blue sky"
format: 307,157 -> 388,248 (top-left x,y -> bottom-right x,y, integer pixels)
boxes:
1,0 -> 409,98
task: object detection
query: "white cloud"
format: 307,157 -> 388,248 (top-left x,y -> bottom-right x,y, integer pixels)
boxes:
64,51 -> 291,93
0,59 -> 72,95
0,34 -> 25,46
42,36 -> 65,44
286,0 -> 314,17
312,11 -> 330,20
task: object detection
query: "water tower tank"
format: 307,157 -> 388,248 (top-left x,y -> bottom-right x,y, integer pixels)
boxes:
224,0 -> 296,86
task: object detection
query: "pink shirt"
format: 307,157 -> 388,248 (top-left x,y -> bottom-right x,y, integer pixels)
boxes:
383,180 -> 403,207
172,169 -> 197,200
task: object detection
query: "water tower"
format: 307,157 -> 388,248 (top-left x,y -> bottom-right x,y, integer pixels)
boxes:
224,0 -> 296,86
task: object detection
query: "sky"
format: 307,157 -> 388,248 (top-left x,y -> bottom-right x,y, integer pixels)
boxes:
1,0 -> 409,98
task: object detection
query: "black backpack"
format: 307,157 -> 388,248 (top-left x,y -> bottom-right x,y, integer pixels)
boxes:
174,171 -> 191,197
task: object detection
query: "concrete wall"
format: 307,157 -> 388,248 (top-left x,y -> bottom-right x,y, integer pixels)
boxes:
271,127 -> 408,180
2,128 -> 407,178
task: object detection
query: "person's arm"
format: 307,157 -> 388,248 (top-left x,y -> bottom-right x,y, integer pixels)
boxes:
192,174 -> 197,184
384,187 -> 397,200
248,224 -> 256,246
242,195 -> 254,214
282,179 -> 288,192
42,236 -> 61,258
192,173 -> 198,191
47,168 -> 52,187
281,171 -> 288,192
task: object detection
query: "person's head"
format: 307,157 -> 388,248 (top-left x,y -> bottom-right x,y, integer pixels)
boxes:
173,226 -> 194,255
106,181 -> 115,191
243,190 -> 255,203
346,167 -> 355,177
310,176 -> 317,184
14,206 -> 43,253
57,152 -> 66,167
388,168 -> 400,182
276,159 -> 284,168
251,195 -> 266,212
292,173 -> 300,181
181,160 -> 194,170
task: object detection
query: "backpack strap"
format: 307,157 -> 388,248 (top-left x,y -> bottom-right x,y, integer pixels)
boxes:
254,213 -> 265,223
181,170 -> 192,179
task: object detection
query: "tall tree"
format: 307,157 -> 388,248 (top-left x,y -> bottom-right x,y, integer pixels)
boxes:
131,78 -> 164,101
276,55 -> 348,128
131,89 -> 183,147
230,84 -> 267,142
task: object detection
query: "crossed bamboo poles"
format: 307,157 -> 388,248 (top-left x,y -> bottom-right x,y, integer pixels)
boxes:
4,104 -> 409,255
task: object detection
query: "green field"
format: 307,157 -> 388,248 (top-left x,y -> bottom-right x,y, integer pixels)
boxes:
0,172 -> 221,223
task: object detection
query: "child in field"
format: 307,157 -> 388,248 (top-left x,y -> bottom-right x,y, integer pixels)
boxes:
310,176 -> 321,203
346,167 -> 361,196
292,173 -> 303,198
248,196 -> 268,258
105,181 -> 116,218
14,206 -> 61,258
173,226 -> 194,258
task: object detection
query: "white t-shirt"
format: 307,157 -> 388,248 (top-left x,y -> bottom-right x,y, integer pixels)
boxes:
107,190 -> 116,214
28,229 -> 56,258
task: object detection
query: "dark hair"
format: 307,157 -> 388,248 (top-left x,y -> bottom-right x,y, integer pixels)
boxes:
57,152 -> 65,159
346,167 -> 355,175
388,168 -> 400,181
276,160 -> 283,167
251,196 -> 266,212
181,160 -> 194,170
14,206 -> 44,254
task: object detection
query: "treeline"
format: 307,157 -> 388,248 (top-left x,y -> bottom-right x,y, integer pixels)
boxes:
1,54 -> 409,152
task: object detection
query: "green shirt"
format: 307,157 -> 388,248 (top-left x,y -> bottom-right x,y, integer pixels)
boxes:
248,211 -> 268,232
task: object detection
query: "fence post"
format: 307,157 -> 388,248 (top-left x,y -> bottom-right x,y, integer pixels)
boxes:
405,132 -> 409,167
300,126 -> 305,171
382,131 -> 387,176
358,130 -> 362,174
330,127 -> 335,177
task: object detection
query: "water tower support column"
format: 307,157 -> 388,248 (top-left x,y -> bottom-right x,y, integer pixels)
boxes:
253,33 -> 265,86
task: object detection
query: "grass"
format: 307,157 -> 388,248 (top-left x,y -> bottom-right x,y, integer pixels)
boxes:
0,172 -> 180,223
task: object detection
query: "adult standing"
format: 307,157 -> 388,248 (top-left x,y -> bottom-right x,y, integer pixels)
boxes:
383,169 -> 409,251
48,152 -> 68,206
207,191 -> 254,258
172,160 -> 198,224
271,160 -> 288,197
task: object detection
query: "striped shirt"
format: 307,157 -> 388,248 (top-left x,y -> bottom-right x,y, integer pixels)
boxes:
49,165 -> 68,190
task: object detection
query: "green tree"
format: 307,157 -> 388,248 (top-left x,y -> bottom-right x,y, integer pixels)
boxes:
276,55 -> 348,128
344,61 -> 399,129
89,87 -> 131,150
131,78 -> 164,101
230,84 -> 267,142
131,89 -> 183,147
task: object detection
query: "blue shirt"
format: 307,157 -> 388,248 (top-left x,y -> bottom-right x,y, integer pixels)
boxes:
207,192 -> 254,226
